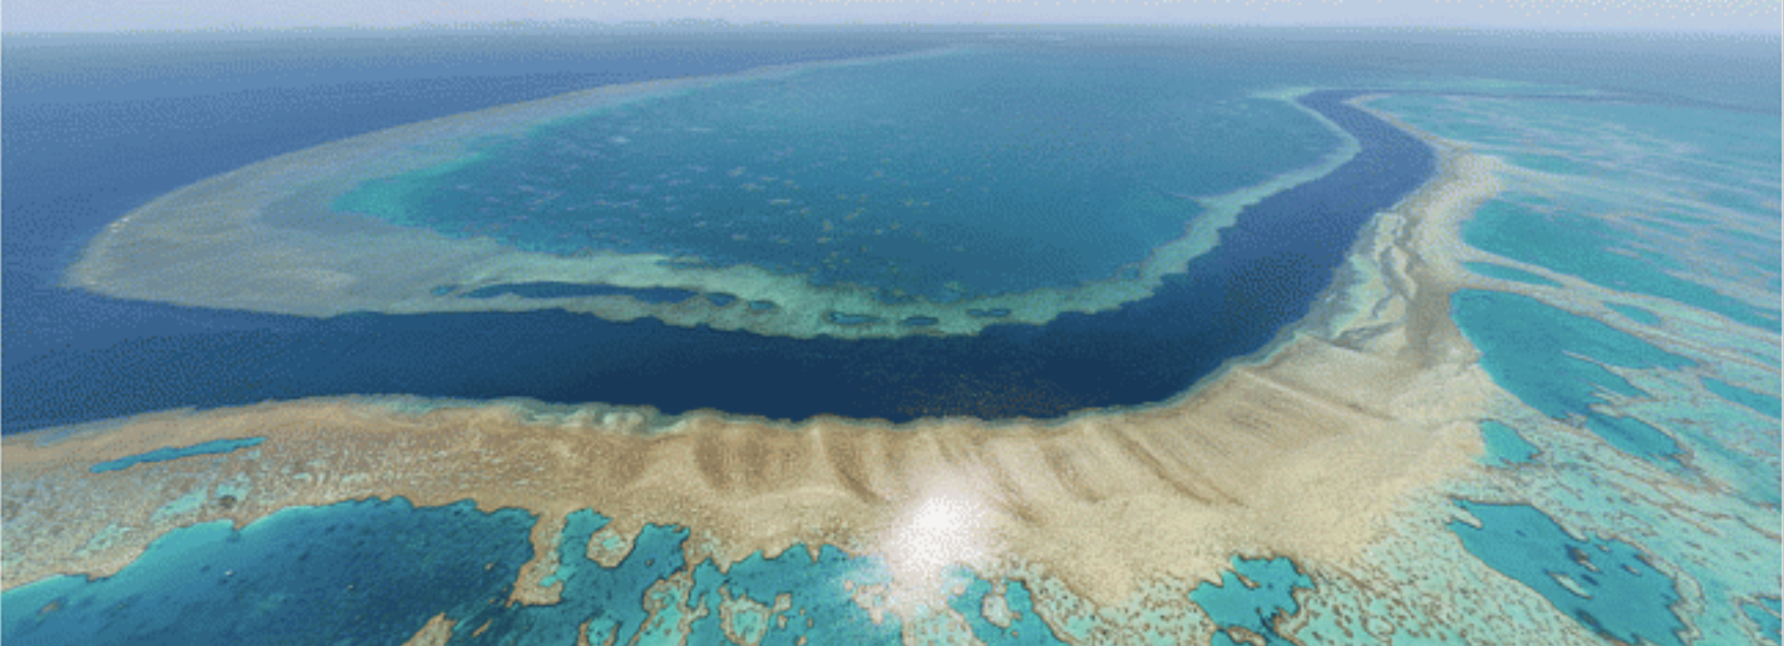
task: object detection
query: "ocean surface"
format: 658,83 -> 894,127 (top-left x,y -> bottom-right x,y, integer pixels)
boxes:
330,45 -> 1341,302
8,29 -> 1774,433
4,26 -> 1780,646
8,85 -> 1429,427
4,29 -> 1432,430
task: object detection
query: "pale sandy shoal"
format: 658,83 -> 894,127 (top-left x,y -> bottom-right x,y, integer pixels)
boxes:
6,112 -> 1513,609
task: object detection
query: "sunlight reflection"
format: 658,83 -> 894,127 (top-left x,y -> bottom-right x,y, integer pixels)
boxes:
879,485 -> 996,607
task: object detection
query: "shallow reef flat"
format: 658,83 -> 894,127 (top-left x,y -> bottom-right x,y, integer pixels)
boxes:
8,134 -> 1540,643
1362,93 -> 1781,645
63,47 -> 1357,340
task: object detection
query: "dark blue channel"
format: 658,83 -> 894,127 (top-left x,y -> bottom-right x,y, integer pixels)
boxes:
3,90 -> 1432,431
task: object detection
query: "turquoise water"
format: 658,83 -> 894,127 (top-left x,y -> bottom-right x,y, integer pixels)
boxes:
445,510 -> 903,645
1450,500 -> 1688,646
458,282 -> 699,303
2,501 -> 921,645
1701,376 -> 1783,420
452,510 -> 696,644
332,46 -> 1341,302
0,497 -> 1336,646
1479,420 -> 1540,467
1451,290 -> 1694,465
1408,81 -> 1783,646
1462,196 -> 1777,330
1742,597 -> 1783,643
1606,302 -> 1662,326
88,437 -> 266,473
1506,152 -> 1588,176
1376,93 -> 1781,195
1461,261 -> 1561,288
950,577 -> 1066,645
687,544 -> 900,645
1386,89 -> 1782,337
1,498 -> 536,646
1189,556 -> 1313,646
1365,95 -> 1518,144
1484,99 -> 1780,189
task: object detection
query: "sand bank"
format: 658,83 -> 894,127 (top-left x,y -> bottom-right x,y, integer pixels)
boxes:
8,117 -> 1508,609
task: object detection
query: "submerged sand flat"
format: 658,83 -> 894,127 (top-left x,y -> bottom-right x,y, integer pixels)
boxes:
7,125 -> 1509,612
62,48 -> 1358,340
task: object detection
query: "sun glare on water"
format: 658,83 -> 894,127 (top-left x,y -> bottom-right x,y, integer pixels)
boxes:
879,487 -> 998,607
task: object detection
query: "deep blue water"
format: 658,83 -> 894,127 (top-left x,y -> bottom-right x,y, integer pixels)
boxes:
9,29 -> 1774,433
1,68 -> 1433,431
2,30 -> 955,430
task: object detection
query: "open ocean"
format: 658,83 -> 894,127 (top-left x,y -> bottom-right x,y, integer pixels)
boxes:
3,26 -> 1779,646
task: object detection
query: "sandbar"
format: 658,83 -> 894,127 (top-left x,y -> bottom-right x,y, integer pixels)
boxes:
8,117 -> 1509,610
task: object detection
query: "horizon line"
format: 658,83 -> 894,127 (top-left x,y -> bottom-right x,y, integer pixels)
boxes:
5,19 -> 1780,38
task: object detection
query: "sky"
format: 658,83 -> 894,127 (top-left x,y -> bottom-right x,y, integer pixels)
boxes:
3,0 -> 1779,33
